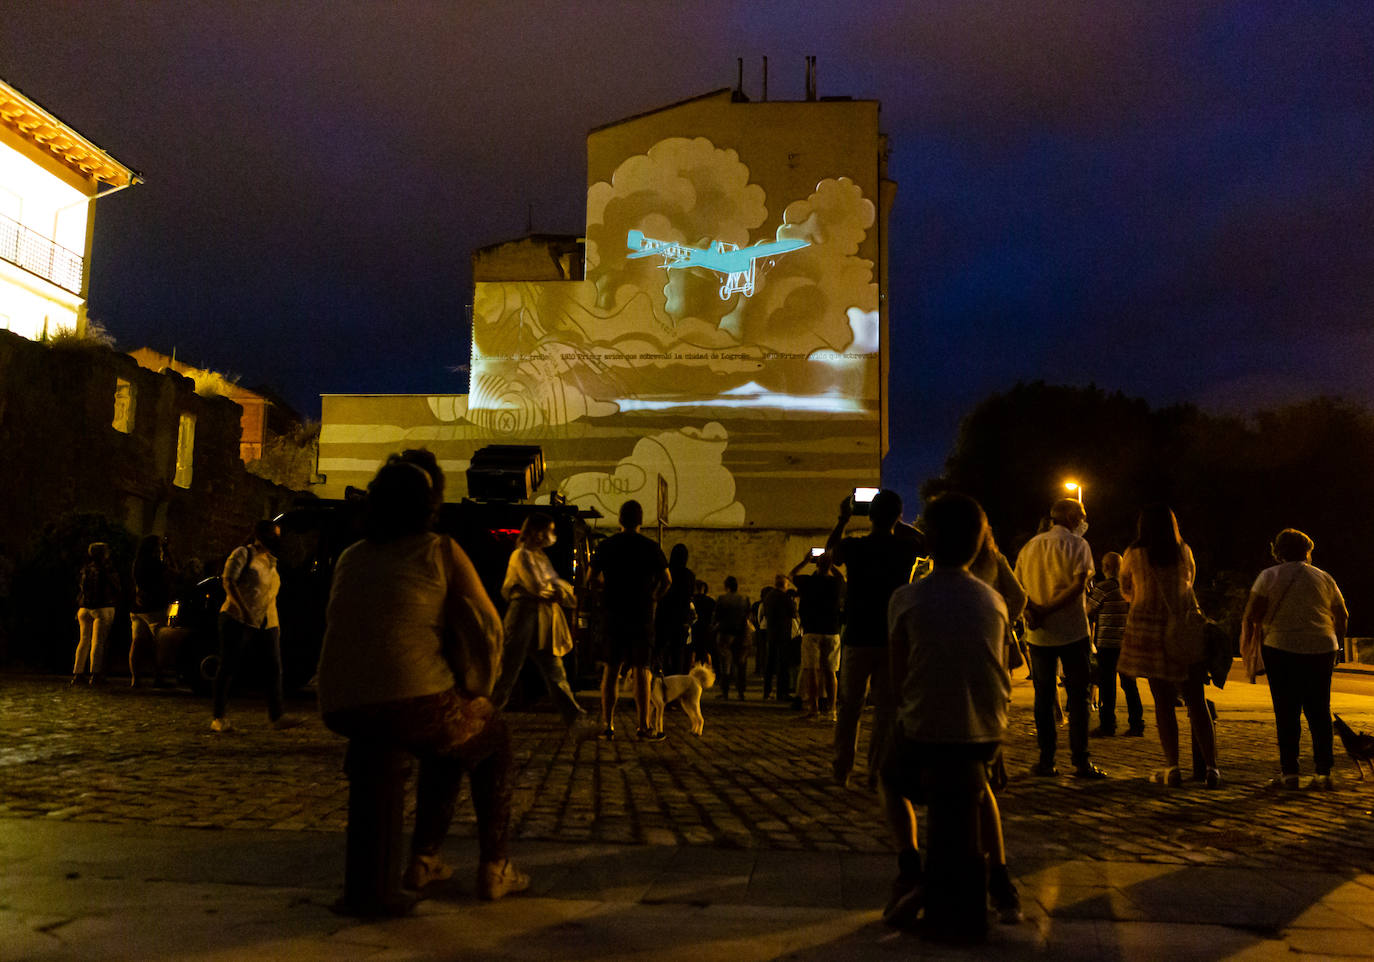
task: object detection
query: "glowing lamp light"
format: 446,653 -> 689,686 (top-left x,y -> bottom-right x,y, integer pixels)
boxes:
1064,481 -> 1083,504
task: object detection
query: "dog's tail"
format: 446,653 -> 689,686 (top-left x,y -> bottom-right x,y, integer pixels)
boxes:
690,663 -> 716,690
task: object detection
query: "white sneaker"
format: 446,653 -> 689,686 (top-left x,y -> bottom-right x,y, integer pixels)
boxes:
210,718 -> 233,733
272,715 -> 305,731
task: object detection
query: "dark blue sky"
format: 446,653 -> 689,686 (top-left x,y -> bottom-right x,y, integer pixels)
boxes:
4,1 -> 1370,509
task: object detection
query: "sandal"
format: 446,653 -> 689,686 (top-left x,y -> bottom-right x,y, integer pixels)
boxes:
1151,767 -> 1181,787
1204,767 -> 1222,789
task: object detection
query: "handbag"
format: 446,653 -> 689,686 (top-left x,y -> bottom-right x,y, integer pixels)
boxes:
1204,620 -> 1232,689
1241,567 -> 1298,681
1164,588 -> 1208,667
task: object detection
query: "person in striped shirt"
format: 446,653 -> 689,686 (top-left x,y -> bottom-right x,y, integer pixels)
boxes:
1086,552 -> 1144,737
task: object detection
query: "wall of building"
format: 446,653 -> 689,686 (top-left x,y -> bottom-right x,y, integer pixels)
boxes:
0,329 -> 299,567
320,89 -> 892,531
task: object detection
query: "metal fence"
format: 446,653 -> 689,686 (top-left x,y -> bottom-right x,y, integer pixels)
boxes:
0,213 -> 85,294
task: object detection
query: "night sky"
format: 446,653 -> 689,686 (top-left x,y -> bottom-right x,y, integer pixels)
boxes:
4,1 -> 1371,510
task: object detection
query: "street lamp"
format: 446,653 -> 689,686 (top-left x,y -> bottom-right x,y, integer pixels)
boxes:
1064,480 -> 1083,505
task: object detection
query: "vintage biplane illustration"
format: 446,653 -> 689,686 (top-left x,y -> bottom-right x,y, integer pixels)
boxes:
626,229 -> 810,299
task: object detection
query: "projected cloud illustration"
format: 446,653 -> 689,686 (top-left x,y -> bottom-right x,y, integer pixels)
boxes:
556,422 -> 745,525
312,101 -> 879,531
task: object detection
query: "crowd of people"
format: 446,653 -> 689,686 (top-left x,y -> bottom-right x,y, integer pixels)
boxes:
56,449 -> 1355,937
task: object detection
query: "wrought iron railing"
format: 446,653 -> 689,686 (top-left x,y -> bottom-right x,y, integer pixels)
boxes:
0,213 -> 85,295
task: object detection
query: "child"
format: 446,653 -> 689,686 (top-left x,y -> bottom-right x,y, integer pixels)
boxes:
879,493 -> 1012,942
1086,551 -> 1144,737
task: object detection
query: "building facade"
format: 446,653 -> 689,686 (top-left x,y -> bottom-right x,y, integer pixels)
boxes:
319,86 -> 894,577
0,79 -> 138,342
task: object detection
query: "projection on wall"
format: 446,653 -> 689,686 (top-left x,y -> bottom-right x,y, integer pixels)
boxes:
456,134 -> 882,526
321,126 -> 885,529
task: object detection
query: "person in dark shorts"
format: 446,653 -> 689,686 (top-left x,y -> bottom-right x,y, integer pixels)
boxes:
589,500 -> 671,740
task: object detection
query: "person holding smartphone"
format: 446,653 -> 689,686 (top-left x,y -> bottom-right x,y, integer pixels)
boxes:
790,549 -> 845,720
826,489 -> 925,788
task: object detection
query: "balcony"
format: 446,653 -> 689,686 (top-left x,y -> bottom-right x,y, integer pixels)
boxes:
0,213 -> 85,295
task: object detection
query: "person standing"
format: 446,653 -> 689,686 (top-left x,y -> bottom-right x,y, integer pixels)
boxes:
654,544 -> 695,674
828,490 -> 924,789
589,500 -> 671,740
128,535 -> 174,688
1242,528 -> 1347,790
491,513 -> 588,730
762,573 -> 796,701
317,457 -> 526,899
689,580 -> 716,670
1013,498 -> 1106,779
1086,552 -> 1144,737
1117,504 -> 1219,788
711,576 -> 751,699
790,551 -> 844,720
211,520 -> 302,732
73,542 -> 121,686
879,493 -> 1011,941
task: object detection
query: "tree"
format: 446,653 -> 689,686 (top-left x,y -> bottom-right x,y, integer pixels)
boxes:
929,385 -> 1374,634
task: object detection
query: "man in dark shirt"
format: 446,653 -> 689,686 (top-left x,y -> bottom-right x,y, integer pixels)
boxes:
827,490 -> 924,788
711,576 -> 751,699
790,550 -> 845,719
762,573 -> 796,701
689,580 -> 716,670
589,500 -> 671,740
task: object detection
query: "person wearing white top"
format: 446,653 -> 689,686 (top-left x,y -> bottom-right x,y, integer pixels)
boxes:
1242,528 -> 1348,790
211,520 -> 301,732
491,513 -> 587,728
1012,499 -> 1105,779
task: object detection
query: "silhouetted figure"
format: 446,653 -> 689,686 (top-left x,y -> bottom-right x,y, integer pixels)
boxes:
589,500 -> 671,740
827,490 -> 924,789
73,542 -> 121,686
317,455 -> 527,898
880,494 -> 1010,942
711,577 -> 750,699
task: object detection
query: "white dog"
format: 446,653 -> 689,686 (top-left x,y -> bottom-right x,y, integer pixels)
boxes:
648,663 -> 716,736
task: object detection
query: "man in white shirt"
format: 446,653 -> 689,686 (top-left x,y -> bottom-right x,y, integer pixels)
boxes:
1013,499 -> 1106,779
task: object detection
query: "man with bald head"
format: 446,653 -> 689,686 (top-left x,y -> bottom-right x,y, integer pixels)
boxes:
1013,498 -> 1106,779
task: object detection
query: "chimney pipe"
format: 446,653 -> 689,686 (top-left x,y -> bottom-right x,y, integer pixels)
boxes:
737,57 -> 744,96
763,56 -> 768,102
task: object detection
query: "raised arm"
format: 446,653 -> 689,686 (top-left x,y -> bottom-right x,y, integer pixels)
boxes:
826,496 -> 853,559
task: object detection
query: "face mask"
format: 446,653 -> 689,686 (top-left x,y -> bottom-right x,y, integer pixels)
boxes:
1073,521 -> 1089,538
545,531 -> 557,548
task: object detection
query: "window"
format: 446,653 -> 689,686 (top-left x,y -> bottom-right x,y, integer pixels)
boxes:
112,378 -> 136,433
173,413 -> 195,488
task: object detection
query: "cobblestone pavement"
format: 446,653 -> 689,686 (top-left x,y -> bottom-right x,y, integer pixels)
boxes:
3,673 -> 1373,876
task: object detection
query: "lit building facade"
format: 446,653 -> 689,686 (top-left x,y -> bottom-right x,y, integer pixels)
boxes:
321,87 -> 893,555
0,79 -> 138,341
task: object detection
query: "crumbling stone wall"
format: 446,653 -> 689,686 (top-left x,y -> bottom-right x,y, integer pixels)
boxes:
0,329 -> 301,572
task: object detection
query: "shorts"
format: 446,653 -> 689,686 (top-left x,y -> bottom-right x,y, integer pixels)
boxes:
880,738 -> 999,805
604,621 -> 654,670
800,633 -> 840,671
130,607 -> 169,630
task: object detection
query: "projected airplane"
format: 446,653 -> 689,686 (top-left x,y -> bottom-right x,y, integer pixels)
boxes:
626,229 -> 810,299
